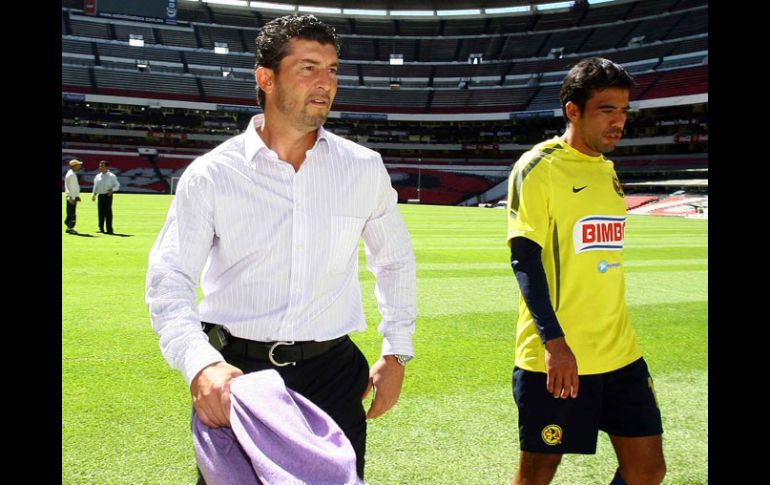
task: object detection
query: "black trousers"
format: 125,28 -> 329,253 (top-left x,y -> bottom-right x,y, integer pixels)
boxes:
64,200 -> 77,229
97,193 -> 114,232
196,336 -> 370,483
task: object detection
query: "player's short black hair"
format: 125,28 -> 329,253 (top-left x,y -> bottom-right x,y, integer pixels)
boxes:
254,14 -> 340,108
560,57 -> 635,120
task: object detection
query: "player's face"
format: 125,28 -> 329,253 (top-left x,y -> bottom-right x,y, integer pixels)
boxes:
571,87 -> 630,156
272,39 -> 338,132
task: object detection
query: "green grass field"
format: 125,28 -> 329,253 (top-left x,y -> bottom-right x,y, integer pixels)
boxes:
62,194 -> 707,484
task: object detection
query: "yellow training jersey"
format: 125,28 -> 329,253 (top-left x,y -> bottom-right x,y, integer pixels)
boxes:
506,137 -> 641,375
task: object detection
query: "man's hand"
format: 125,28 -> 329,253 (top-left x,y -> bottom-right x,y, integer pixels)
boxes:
544,337 -> 579,399
107,190 -> 113,197
91,196 -> 95,202
362,355 -> 405,419
67,198 -> 76,205
190,361 -> 244,428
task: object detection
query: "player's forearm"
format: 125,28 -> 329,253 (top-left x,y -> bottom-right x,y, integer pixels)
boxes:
510,237 -> 565,343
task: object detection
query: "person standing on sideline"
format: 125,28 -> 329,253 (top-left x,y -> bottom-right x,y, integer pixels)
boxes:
64,159 -> 83,234
506,57 -> 665,485
145,14 -> 416,482
91,160 -> 120,234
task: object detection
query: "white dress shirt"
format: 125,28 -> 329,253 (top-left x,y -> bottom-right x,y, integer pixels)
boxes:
146,116 -> 417,386
92,171 -> 120,195
65,169 -> 80,200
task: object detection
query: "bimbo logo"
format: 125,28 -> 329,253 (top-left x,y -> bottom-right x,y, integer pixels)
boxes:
573,216 -> 625,254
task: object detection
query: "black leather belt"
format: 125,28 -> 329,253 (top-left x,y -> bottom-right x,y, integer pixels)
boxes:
204,323 -> 347,367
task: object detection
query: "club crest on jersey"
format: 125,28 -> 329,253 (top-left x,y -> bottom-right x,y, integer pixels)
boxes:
573,216 -> 625,253
612,176 -> 624,198
541,424 -> 563,445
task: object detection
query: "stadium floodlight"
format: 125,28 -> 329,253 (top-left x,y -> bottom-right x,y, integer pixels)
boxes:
203,0 -> 248,6
136,59 -> 149,71
389,10 -> 435,17
390,54 -> 404,66
485,6 -> 529,14
536,1 -> 573,11
298,5 -> 341,15
249,1 -> 295,11
436,9 -> 481,16
343,8 -> 387,16
129,34 -> 144,47
214,42 -> 229,55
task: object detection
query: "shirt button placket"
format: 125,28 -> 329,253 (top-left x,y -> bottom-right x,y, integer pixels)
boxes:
285,172 -> 304,337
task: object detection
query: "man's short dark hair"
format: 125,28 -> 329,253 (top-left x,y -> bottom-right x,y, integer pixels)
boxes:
560,57 -> 635,120
254,14 -> 340,108
99,160 -> 109,167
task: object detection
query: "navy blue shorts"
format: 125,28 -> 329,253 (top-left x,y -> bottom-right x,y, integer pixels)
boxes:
512,357 -> 663,454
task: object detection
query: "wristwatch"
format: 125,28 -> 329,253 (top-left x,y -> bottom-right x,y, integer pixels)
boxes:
394,354 -> 413,367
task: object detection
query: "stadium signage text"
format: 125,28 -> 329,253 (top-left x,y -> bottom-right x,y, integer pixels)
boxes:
510,110 -> 557,119
340,112 -> 388,121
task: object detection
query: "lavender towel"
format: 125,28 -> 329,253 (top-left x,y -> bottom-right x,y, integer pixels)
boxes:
193,369 -> 364,485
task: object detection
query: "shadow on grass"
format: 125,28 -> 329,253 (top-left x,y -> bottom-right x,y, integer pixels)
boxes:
65,230 -> 96,238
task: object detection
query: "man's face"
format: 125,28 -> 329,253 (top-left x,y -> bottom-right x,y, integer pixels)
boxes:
72,164 -> 82,172
99,164 -> 108,173
568,87 -> 630,156
271,38 -> 338,132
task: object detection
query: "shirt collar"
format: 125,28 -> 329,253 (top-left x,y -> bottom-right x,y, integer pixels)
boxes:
556,136 -> 606,163
244,114 -> 330,167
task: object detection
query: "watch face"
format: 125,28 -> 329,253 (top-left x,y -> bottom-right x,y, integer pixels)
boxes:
395,354 -> 413,366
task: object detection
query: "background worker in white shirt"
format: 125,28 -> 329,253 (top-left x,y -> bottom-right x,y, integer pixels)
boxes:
64,159 -> 83,234
145,14 -> 416,482
91,160 -> 120,234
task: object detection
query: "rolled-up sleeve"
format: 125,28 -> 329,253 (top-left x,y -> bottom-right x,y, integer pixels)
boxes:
362,161 -> 417,358
145,169 -> 224,387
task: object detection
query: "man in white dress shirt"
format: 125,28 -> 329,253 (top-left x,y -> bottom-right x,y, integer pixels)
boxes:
91,160 -> 120,234
64,159 -> 83,234
145,14 -> 416,482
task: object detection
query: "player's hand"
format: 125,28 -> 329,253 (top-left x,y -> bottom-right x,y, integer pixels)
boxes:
190,361 -> 244,428
362,355 -> 405,419
92,196 -> 95,202
544,337 -> 579,399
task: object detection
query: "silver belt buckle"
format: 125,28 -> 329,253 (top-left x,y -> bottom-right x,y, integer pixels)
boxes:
269,341 -> 297,367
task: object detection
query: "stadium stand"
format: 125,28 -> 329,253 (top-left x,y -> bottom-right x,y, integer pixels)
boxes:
624,195 -> 660,211
62,0 -> 708,207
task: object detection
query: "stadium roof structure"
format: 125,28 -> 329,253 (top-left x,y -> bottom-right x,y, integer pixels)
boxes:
187,0 -> 599,16
228,0 -> 575,8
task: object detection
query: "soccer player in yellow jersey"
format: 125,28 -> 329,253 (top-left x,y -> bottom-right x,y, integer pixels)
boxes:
506,58 -> 665,485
